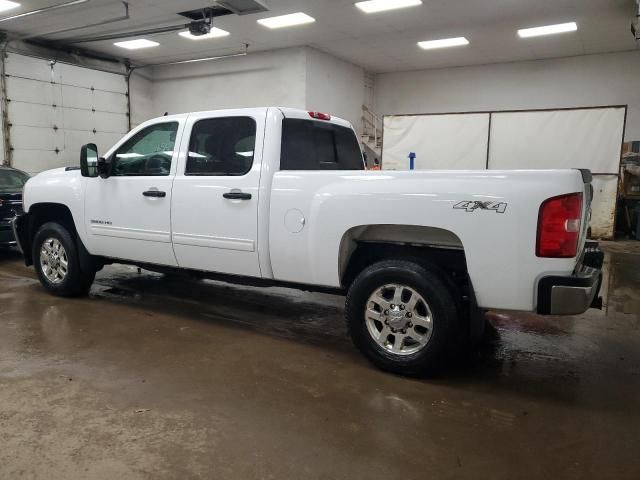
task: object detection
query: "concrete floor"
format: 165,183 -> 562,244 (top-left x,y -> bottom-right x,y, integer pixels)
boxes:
1,244 -> 639,480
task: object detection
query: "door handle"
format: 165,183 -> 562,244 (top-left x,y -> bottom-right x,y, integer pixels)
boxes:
143,190 -> 166,198
223,191 -> 252,200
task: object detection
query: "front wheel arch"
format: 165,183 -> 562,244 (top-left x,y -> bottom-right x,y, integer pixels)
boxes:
23,203 -> 96,273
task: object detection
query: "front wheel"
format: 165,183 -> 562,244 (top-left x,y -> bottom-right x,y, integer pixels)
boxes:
32,222 -> 95,297
345,259 -> 459,376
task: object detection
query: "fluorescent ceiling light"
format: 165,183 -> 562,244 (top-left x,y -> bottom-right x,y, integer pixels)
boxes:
257,12 -> 315,29
114,39 -> 160,50
355,0 -> 422,14
518,22 -> 577,38
418,37 -> 469,50
0,1 -> 20,13
179,27 -> 230,40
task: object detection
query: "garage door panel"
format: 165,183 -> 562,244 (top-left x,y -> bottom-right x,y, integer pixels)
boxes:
58,62 -> 127,94
64,130 -> 98,152
6,76 -> 61,105
61,108 -> 94,131
10,125 -> 63,151
6,54 -> 62,83
60,84 -> 94,110
92,90 -> 128,113
12,150 -> 69,175
93,111 -> 129,133
7,102 -> 60,129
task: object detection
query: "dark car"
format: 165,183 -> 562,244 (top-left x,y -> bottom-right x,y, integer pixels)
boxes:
0,166 -> 29,247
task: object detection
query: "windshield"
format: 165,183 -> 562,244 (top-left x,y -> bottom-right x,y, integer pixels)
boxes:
0,169 -> 29,194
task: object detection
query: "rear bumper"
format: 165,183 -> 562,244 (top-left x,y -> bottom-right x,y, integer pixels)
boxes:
537,243 -> 603,315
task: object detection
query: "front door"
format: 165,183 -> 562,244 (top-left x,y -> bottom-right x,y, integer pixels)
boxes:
84,120 -> 184,266
171,111 -> 264,277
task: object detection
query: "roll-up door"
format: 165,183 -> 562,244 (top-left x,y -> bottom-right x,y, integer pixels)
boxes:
4,53 -> 128,174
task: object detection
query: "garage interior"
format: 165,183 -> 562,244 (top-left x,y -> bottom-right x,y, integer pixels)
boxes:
1,0 -> 640,478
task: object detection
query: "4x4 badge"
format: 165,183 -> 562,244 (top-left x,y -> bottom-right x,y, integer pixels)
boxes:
453,201 -> 508,214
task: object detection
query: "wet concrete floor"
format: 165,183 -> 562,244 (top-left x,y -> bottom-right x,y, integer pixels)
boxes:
1,243 -> 639,479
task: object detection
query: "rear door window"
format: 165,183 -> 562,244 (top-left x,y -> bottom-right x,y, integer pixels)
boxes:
280,119 -> 364,171
186,117 -> 256,176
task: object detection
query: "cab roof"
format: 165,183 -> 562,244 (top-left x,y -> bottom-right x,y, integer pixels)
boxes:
147,107 -> 352,130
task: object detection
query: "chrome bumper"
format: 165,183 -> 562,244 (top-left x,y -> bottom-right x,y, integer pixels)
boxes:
10,214 -> 25,254
537,246 -> 603,315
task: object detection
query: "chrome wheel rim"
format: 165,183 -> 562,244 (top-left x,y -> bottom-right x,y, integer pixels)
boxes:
365,284 -> 434,356
39,238 -> 68,285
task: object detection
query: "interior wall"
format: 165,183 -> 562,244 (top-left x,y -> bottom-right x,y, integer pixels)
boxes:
375,50 -> 640,141
148,47 -> 308,118
304,48 -> 365,132
129,71 -> 154,129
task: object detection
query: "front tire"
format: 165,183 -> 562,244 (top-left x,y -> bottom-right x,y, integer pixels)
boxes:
32,222 -> 95,297
345,259 -> 459,376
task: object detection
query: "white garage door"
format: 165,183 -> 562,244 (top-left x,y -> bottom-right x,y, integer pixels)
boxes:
382,107 -> 626,239
4,53 -> 128,175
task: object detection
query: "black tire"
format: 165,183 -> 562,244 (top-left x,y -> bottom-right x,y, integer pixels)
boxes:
32,222 -> 95,297
345,259 -> 460,376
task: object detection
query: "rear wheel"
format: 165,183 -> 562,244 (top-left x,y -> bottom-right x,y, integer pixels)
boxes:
32,222 -> 95,297
345,259 -> 459,376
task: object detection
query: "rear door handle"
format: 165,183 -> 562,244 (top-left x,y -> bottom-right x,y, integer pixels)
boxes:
143,190 -> 166,198
223,191 -> 252,200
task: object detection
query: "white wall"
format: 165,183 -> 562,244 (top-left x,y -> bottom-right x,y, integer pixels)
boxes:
305,48 -> 364,132
129,71 -> 154,129
375,50 -> 640,141
149,48 -> 307,118
127,47 -> 365,132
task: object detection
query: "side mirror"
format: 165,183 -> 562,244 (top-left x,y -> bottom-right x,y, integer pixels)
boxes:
80,143 -> 99,178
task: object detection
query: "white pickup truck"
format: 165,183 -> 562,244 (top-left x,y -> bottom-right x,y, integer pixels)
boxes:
13,107 -> 603,375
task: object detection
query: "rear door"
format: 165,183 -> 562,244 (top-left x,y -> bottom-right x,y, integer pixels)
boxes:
171,110 -> 265,277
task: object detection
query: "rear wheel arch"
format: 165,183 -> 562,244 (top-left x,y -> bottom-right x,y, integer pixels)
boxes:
338,225 -> 468,290
338,226 -> 486,353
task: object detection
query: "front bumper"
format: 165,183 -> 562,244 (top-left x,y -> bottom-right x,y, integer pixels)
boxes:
10,214 -> 26,254
0,221 -> 17,246
537,242 -> 603,315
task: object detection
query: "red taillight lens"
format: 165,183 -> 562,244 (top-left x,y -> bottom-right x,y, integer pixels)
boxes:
536,193 -> 583,258
308,111 -> 331,120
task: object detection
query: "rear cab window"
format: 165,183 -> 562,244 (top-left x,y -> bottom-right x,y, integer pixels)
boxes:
280,119 -> 364,171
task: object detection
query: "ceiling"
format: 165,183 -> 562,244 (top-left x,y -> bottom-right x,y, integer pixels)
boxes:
1,0 -> 638,72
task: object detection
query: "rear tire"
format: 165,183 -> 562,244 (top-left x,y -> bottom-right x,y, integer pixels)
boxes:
32,222 -> 95,297
345,259 -> 460,376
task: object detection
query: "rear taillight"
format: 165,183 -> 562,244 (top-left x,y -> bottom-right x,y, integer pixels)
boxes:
536,192 -> 583,258
308,111 -> 331,120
